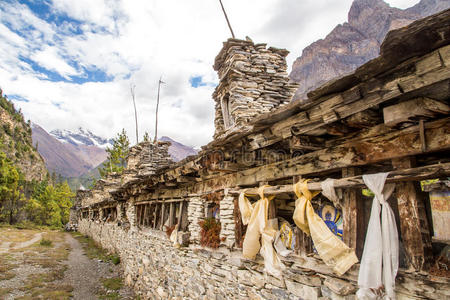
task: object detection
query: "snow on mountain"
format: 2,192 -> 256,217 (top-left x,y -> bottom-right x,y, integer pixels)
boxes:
50,127 -> 113,149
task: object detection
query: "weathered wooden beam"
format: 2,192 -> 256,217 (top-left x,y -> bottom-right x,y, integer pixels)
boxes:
271,52 -> 450,139
342,167 -> 364,258
229,162 -> 450,196
235,118 -> 450,186
383,97 -> 450,127
290,135 -> 325,151
392,157 -> 433,271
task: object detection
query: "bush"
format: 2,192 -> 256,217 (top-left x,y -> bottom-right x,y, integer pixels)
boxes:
40,239 -> 53,247
198,217 -> 221,249
109,255 -> 120,265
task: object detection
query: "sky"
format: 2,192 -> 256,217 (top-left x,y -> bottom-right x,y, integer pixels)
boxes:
0,0 -> 420,147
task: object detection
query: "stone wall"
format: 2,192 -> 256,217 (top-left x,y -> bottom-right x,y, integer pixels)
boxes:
78,209 -> 448,300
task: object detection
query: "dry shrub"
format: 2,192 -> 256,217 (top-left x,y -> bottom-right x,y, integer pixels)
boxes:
198,218 -> 221,249
164,225 -> 176,238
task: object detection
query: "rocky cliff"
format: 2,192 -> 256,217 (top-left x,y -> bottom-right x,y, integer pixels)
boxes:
289,0 -> 450,101
0,90 -> 47,181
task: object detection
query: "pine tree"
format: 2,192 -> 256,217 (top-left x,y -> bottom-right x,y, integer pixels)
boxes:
99,129 -> 130,178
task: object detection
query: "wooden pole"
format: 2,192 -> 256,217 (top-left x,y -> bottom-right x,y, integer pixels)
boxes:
130,84 -> 138,145
218,0 -> 235,38
154,77 -> 165,143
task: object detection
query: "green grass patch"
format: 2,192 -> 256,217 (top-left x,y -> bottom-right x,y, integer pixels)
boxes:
102,277 -> 123,290
40,238 -> 53,247
71,232 -> 121,264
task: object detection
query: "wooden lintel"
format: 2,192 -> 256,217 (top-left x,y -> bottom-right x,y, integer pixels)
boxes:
229,162 -> 450,196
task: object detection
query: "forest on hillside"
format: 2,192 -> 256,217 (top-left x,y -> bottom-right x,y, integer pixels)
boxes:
0,91 -> 74,227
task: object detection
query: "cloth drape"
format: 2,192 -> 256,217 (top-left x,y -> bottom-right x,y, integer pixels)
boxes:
293,180 -> 358,276
321,178 -> 341,209
239,186 -> 285,276
357,172 -> 398,300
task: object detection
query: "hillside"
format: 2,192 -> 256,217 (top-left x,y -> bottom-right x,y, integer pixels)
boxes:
0,90 -> 47,181
289,0 -> 450,101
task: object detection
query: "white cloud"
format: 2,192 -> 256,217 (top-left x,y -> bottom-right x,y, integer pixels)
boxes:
0,0 -> 427,148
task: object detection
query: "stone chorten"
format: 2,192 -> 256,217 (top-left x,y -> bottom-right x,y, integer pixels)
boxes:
212,38 -> 299,138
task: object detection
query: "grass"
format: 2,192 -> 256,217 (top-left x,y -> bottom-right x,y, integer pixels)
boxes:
102,277 -> 123,290
40,238 -> 53,246
97,277 -> 124,300
0,227 -> 73,299
71,232 -> 121,264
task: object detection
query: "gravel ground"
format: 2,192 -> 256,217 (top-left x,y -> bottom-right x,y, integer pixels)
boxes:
64,233 -> 135,300
0,229 -> 135,300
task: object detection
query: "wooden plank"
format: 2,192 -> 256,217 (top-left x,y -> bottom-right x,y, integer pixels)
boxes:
342,167 -> 364,258
235,118 -> 450,186
383,97 -> 450,127
392,157 -> 433,271
229,162 -> 450,195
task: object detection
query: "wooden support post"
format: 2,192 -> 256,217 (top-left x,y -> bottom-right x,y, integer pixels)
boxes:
342,167 -> 364,258
392,157 -> 433,271
143,205 -> 148,226
153,204 -> 158,229
293,175 -> 313,255
160,203 -> 166,230
169,202 -> 175,226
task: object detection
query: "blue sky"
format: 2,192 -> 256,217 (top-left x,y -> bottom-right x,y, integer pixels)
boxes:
0,0 -> 420,146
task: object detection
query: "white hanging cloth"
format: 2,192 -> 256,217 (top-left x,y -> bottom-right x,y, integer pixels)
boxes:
321,178 -> 341,209
357,173 -> 399,300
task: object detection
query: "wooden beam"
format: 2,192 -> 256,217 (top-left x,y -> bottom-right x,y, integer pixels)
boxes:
229,162 -> 450,195
392,157 -> 433,271
160,203 -> 165,230
383,97 -> 450,127
235,117 -> 450,186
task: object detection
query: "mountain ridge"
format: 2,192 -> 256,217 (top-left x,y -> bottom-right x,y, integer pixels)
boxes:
289,0 -> 450,101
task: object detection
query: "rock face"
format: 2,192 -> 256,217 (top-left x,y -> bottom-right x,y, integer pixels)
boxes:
289,0 -> 450,101
0,91 -> 47,181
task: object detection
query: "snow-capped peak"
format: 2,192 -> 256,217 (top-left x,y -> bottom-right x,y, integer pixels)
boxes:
50,128 -> 113,149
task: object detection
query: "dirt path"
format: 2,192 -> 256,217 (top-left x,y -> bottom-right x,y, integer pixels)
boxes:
0,229 -> 134,299
64,233 -> 101,300
0,232 -> 43,254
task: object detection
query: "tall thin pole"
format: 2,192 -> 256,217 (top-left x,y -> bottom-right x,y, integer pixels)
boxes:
130,84 -> 138,144
154,77 -> 165,143
218,0 -> 235,38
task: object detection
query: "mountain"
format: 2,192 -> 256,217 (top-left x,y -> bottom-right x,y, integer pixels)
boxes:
160,136 -> 198,162
50,128 -> 112,149
32,125 -> 109,177
0,91 -> 47,181
32,124 -> 198,179
289,0 -> 450,101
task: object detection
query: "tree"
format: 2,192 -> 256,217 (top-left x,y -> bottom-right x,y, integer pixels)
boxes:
26,180 -> 74,226
0,151 -> 25,224
99,129 -> 130,178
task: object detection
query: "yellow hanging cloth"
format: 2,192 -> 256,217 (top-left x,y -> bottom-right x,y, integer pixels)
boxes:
293,180 -> 358,276
239,186 -> 285,276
